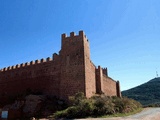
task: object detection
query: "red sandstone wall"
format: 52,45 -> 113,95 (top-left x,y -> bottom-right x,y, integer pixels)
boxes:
85,60 -> 96,98
83,33 -> 96,98
96,66 -> 103,94
59,31 -> 86,100
0,57 -> 61,98
102,75 -> 117,96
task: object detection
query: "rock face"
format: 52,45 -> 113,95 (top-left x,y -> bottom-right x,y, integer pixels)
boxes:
23,95 -> 45,117
1,95 -> 45,119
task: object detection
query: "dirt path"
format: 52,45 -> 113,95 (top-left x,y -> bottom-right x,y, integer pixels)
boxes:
74,108 -> 160,120
40,108 -> 160,120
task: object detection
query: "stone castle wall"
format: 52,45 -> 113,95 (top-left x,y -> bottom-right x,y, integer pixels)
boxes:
0,31 -> 121,101
0,57 -> 61,98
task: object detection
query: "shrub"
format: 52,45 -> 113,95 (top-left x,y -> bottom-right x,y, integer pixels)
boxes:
53,93 -> 142,119
112,97 -> 142,113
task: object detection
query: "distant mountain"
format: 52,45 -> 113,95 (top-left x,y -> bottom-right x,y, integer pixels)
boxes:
122,77 -> 160,106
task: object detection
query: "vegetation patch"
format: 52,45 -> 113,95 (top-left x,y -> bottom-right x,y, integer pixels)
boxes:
51,92 -> 142,119
101,107 -> 143,118
122,77 -> 160,106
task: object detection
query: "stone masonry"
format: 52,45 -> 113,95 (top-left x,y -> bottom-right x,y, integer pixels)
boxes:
0,31 -> 121,101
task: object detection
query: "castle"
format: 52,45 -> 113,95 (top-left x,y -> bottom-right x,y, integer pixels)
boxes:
0,31 -> 121,101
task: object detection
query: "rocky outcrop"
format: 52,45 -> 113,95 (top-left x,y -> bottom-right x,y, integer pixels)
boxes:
1,95 -> 45,119
23,95 -> 45,117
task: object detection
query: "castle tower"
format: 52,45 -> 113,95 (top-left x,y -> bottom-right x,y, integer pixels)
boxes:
59,31 -> 96,100
0,30 -> 121,103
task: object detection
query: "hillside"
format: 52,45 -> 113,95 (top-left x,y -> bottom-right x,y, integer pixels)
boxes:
122,77 -> 160,106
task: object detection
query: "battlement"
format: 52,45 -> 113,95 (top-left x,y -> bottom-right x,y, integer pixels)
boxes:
0,55 -> 59,72
102,67 -> 108,76
61,30 -> 87,40
60,31 -> 90,56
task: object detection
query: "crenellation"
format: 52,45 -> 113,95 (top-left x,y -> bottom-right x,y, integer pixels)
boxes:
12,66 -> 16,69
25,62 -> 29,66
79,30 -> 84,37
62,31 -> 86,40
40,58 -> 45,63
70,32 -> 76,37
0,56 -> 56,74
79,31 -> 89,43
9,66 -> 12,70
16,64 -> 20,68
30,61 -> 34,65
7,66 -> 10,70
53,53 -> 58,60
20,63 -> 24,67
11,66 -> 14,70
102,67 -> 108,76
62,33 -> 67,39
35,60 -> 40,64
46,57 -> 51,62
9,56 -> 53,70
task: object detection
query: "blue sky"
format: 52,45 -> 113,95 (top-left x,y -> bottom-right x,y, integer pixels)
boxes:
0,0 -> 160,91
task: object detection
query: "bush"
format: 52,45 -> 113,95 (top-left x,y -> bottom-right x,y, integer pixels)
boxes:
92,96 -> 115,116
112,96 -> 142,113
53,93 -> 142,119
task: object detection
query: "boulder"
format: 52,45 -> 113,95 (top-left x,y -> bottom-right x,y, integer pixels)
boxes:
23,95 -> 45,117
